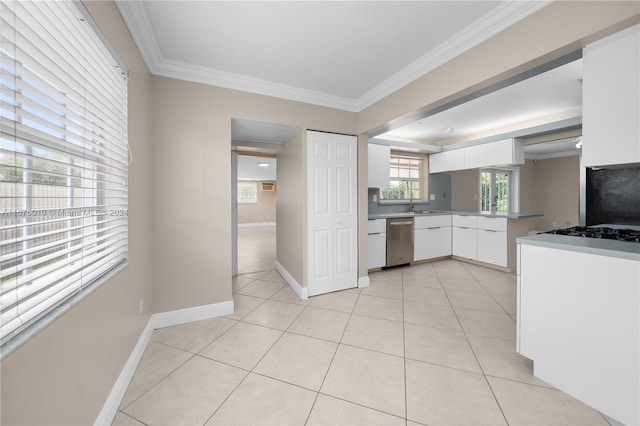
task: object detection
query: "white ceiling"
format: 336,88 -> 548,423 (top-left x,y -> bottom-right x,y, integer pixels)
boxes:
117,1 -> 579,159
116,1 -> 549,112
237,155 -> 277,181
524,137 -> 581,160
375,58 -> 583,150
232,119 -> 299,144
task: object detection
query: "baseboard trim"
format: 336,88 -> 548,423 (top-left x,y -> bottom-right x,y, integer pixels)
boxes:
149,300 -> 234,329
358,276 -> 370,288
94,321 -> 154,425
238,222 -> 276,228
275,261 -> 308,300
94,299 -> 234,425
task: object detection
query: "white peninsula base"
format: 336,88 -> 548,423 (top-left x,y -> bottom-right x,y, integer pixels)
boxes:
517,241 -> 639,425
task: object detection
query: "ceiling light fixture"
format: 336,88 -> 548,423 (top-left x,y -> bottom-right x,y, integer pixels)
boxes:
257,162 -> 269,167
575,137 -> 583,149
445,127 -> 456,133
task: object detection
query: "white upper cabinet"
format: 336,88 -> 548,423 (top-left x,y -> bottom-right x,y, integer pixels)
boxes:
368,144 -> 390,188
464,144 -> 486,169
485,138 -> 524,167
431,138 -> 524,173
429,149 -> 464,173
448,149 -> 465,171
582,24 -> 640,167
429,151 -> 446,173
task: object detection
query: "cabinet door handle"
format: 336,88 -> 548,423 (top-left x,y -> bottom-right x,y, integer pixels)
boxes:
369,232 -> 382,235
427,227 -> 441,230
484,229 -> 497,232
459,226 -> 469,229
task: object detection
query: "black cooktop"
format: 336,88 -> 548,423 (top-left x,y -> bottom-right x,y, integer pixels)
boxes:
545,226 -> 640,243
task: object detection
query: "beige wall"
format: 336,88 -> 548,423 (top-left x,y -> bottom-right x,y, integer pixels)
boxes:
0,1 -> 154,425
519,159 -> 536,222
448,157 -> 580,233
531,156 -> 581,231
238,181 -> 277,224
450,169 -> 480,210
276,129 -> 306,285
152,77 -> 357,310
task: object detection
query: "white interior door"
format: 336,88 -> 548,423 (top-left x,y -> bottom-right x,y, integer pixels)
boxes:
307,130 -> 357,296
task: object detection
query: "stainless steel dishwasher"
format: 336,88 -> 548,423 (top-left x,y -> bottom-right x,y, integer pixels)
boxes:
386,217 -> 414,267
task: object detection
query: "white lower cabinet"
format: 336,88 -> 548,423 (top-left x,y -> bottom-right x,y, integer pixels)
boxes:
414,215 -> 452,262
367,219 -> 387,269
370,214 -> 517,270
452,226 -> 477,260
476,229 -> 507,267
367,233 -> 386,269
414,226 -> 452,261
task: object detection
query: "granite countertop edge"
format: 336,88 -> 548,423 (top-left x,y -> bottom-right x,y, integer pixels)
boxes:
517,233 -> 640,261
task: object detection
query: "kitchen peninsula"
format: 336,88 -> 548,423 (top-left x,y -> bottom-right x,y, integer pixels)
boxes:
516,230 -> 640,425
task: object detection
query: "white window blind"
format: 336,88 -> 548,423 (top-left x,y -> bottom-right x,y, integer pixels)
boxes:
0,0 -> 128,347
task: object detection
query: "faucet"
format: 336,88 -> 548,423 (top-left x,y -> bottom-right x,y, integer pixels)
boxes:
409,196 -> 413,213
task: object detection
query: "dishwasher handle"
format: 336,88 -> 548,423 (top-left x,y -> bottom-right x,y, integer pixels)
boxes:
388,221 -> 414,226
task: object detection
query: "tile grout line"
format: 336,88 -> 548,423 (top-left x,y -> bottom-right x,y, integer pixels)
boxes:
202,281 -> 307,426
201,271 -> 296,425
401,266 -> 409,425
460,262 -> 515,320
303,288 -> 362,425
433,262 -> 511,426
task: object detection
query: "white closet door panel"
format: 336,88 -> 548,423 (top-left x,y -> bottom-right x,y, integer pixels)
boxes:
307,131 -> 358,296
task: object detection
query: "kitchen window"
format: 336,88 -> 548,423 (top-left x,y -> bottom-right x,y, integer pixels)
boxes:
0,1 -> 128,349
480,169 -> 512,213
237,182 -> 258,204
380,155 -> 424,201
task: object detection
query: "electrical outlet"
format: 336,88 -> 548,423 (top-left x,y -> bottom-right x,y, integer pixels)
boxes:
373,194 -> 378,202
552,222 -> 558,229
139,296 -> 144,314
430,194 -> 435,201
474,194 -> 478,201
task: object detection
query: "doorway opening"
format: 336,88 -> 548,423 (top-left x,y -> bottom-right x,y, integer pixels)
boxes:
230,118 -> 298,278
236,153 -> 277,275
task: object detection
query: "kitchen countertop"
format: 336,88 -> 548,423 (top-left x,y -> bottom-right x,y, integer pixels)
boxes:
368,210 -> 543,220
368,211 -> 450,220
517,233 -> 640,261
450,210 -> 543,219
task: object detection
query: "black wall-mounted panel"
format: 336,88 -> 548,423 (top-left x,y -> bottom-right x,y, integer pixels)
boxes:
586,167 -> 640,226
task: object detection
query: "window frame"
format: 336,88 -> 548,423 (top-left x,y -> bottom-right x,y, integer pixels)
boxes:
379,154 -> 426,202
479,167 -> 520,213
0,0 -> 129,353
237,181 -> 258,204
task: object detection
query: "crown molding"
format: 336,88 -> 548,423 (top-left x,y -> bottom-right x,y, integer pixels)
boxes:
354,0 -> 552,111
155,58 -> 360,112
116,0 -> 551,113
115,0 -> 164,72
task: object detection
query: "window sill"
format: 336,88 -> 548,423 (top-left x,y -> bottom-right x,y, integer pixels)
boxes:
0,260 -> 129,360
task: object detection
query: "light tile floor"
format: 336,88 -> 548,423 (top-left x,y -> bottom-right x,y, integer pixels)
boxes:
113,225 -> 611,425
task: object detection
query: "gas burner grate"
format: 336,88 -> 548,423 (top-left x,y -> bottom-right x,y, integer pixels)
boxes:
545,226 -> 640,243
